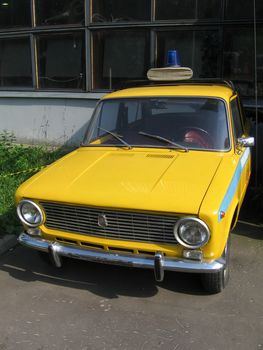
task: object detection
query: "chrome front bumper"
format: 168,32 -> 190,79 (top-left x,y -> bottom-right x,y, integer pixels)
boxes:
18,233 -> 225,281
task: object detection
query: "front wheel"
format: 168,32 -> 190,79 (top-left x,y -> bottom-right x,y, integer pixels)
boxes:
201,238 -> 231,294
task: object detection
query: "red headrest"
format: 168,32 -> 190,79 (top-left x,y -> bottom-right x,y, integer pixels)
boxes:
184,130 -> 211,148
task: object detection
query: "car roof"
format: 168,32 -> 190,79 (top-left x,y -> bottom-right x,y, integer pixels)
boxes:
102,84 -> 235,101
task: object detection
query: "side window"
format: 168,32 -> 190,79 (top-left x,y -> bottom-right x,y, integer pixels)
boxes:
230,98 -> 244,140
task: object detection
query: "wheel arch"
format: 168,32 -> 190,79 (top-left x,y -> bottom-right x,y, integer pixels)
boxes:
230,204 -> 240,231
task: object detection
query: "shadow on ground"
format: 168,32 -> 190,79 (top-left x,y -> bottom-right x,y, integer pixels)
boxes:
234,222 -> 263,240
0,244 -> 206,299
239,187 -> 263,226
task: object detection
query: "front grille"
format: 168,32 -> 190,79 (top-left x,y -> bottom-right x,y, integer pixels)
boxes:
40,202 -> 178,245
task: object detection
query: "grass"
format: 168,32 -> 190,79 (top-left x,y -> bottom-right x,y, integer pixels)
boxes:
0,131 -> 71,236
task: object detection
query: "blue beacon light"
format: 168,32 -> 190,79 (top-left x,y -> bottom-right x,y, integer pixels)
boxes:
166,50 -> 181,67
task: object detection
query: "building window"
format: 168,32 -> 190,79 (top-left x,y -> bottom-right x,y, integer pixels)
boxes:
35,0 -> 84,26
37,32 -> 85,90
257,26 -> 263,97
223,26 -> 255,97
157,29 -> 220,78
0,0 -> 31,29
156,0 -> 222,21
225,0 -> 253,20
0,0 -> 261,94
225,1 -> 263,21
0,37 -> 32,87
198,0 -> 223,20
92,30 -> 150,90
257,1 -> 263,20
91,0 -> 151,23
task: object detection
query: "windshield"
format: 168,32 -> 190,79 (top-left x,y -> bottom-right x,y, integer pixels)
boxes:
84,97 -> 230,151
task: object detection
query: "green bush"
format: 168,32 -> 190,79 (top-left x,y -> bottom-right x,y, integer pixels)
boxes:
0,131 -> 71,235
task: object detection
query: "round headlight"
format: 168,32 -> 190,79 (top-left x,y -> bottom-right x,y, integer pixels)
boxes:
174,217 -> 210,249
17,200 -> 44,227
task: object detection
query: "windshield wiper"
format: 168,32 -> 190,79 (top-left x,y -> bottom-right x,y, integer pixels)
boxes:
98,127 -> 132,149
138,131 -> 188,152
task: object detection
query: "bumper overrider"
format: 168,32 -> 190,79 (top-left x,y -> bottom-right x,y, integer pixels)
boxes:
18,232 -> 225,282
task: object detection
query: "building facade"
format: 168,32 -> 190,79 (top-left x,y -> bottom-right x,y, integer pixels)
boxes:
0,0 -> 262,182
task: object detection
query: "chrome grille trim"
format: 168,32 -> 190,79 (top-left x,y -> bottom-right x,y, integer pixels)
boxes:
40,202 -> 178,245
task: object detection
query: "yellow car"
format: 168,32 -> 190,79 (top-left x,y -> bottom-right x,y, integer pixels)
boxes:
16,74 -> 254,294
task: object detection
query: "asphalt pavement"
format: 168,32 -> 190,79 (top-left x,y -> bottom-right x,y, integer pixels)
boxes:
0,223 -> 262,350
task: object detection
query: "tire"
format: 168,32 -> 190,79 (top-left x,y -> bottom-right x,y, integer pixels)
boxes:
201,238 -> 231,294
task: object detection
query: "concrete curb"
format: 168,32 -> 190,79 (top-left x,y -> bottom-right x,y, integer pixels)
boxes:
0,234 -> 18,256
238,220 -> 263,229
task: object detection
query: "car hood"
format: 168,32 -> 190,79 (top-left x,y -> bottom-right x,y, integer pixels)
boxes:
17,147 -> 223,214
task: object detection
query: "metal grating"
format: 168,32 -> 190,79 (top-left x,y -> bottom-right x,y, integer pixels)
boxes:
40,202 -> 178,245
146,154 -> 175,159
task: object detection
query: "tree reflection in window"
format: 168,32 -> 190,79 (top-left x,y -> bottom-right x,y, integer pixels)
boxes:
91,0 -> 150,23
156,0 -> 222,20
157,29 -> 220,78
35,0 -> 84,26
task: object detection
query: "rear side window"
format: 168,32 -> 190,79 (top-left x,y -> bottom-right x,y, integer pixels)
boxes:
230,98 -> 244,139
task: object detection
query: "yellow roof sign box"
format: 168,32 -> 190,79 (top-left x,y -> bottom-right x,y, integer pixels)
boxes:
147,67 -> 193,81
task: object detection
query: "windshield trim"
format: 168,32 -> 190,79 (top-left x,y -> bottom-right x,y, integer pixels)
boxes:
81,144 -> 232,153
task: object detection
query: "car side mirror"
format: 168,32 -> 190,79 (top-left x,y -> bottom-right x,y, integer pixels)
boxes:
237,136 -> 255,147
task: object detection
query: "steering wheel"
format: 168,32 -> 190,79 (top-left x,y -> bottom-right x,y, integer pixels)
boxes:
179,127 -> 214,149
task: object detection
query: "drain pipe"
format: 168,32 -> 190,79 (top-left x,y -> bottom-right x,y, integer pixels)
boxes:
253,0 -> 259,187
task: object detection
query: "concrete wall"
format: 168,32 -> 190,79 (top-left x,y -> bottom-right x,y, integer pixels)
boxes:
0,92 -> 105,146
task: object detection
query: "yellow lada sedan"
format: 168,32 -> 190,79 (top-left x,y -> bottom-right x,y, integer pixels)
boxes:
16,77 -> 254,294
